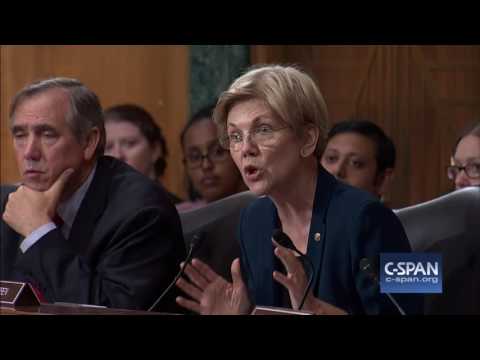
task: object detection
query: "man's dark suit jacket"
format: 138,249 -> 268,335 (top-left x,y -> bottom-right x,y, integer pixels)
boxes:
239,166 -> 423,315
0,156 -> 186,312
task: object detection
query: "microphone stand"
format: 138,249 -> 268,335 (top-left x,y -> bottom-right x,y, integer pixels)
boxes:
359,257 -> 406,316
148,233 -> 204,312
272,229 -> 314,311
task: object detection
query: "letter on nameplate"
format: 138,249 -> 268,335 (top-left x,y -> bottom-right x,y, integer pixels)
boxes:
252,306 -> 313,315
0,281 -> 41,307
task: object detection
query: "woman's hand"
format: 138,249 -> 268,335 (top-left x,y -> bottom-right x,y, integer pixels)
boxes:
272,241 -> 347,315
175,258 -> 252,315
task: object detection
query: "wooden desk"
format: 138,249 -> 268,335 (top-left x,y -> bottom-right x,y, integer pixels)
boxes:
0,303 -> 170,315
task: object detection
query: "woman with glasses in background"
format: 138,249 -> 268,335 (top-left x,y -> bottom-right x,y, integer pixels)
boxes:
447,121 -> 480,190
176,104 -> 247,212
175,65 -> 422,315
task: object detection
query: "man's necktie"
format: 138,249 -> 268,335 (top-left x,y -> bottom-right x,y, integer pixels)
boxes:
53,213 -> 64,228
26,214 -> 63,303
29,282 -> 47,303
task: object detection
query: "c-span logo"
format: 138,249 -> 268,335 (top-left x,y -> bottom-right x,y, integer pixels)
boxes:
380,253 -> 442,293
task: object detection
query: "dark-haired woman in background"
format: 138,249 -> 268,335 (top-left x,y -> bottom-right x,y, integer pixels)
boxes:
321,119 -> 396,200
176,104 -> 246,212
104,104 -> 182,204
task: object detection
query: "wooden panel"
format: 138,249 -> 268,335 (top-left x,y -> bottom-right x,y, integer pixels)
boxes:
414,46 -> 480,200
251,45 -> 480,207
250,45 -> 287,65
0,45 -> 189,198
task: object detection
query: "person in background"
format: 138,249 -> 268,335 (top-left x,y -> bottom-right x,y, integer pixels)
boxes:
175,65 -> 422,315
176,103 -> 246,212
424,120 -> 480,315
104,104 -> 182,204
321,119 -> 395,200
447,121 -> 480,189
176,103 -> 248,282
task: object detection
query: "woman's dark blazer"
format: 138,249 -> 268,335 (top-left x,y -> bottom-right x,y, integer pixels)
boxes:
238,166 -> 423,315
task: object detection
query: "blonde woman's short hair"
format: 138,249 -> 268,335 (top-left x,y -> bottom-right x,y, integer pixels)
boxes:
213,64 -> 329,156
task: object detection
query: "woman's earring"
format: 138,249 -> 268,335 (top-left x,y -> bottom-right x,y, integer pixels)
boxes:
300,148 -> 308,158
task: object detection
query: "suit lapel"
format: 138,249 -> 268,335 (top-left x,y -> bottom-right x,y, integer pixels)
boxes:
307,166 -> 337,295
252,200 -> 285,307
68,157 -> 111,253
269,206 -> 290,307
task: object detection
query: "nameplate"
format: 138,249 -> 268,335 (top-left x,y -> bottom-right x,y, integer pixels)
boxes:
0,280 -> 41,307
252,306 -> 313,315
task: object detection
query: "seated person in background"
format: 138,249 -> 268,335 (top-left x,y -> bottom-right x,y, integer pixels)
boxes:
104,104 -> 182,204
1,78 -> 186,312
175,65 -> 422,315
176,104 -> 247,280
447,121 -> 480,189
320,119 -> 395,200
176,103 -> 247,212
426,120 -> 480,314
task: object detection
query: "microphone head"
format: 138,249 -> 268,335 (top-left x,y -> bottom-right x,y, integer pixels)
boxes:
190,232 -> 205,250
359,257 -> 378,280
359,258 -> 371,272
272,229 -> 295,251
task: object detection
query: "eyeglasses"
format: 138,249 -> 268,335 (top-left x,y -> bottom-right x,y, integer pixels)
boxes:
184,142 -> 230,169
447,163 -> 480,180
220,124 -> 291,151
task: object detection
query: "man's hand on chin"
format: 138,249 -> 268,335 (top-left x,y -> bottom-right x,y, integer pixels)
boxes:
2,168 -> 74,237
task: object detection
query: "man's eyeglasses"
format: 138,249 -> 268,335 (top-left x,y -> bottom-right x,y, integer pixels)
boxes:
447,163 -> 480,180
220,124 -> 290,151
184,142 -> 230,169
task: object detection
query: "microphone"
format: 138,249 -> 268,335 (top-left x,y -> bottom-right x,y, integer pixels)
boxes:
359,257 -> 406,315
272,229 -> 314,311
148,232 -> 205,312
